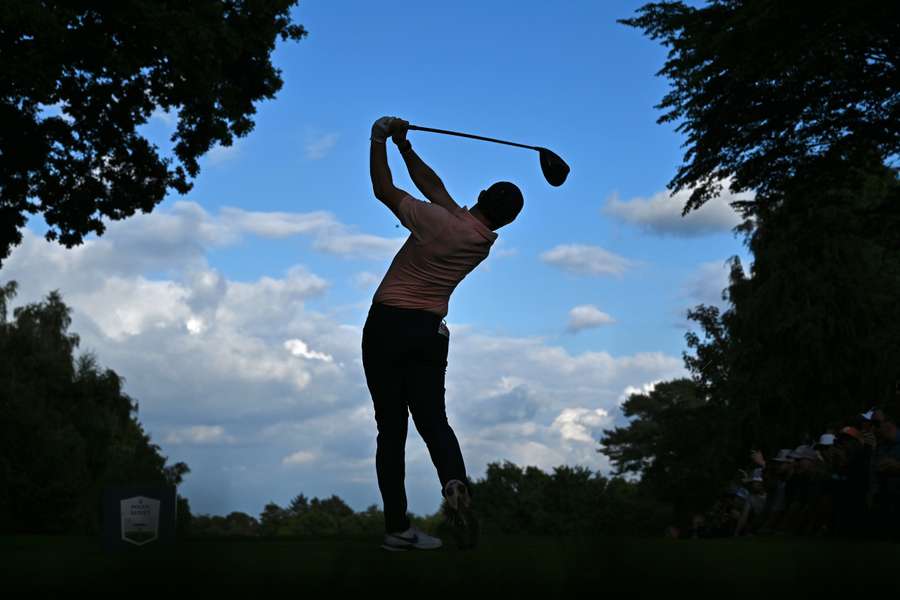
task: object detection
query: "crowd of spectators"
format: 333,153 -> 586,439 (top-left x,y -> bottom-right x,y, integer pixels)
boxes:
677,406 -> 900,541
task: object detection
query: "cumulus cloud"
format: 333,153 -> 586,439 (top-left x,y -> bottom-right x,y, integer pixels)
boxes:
204,139 -> 243,166
282,450 -> 318,466
540,244 -> 634,277
551,408 -> 611,444
220,205 -> 403,259
683,260 -> 733,309
1,202 -> 687,517
603,184 -> 751,237
566,305 -> 615,333
285,338 -> 334,362
305,133 -> 340,160
351,271 -> 381,290
165,425 -> 237,445
150,107 -> 177,127
617,380 -> 661,407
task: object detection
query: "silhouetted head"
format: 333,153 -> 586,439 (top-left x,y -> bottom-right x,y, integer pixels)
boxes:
474,181 -> 523,230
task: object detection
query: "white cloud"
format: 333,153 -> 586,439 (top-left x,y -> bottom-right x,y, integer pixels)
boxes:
305,133 -> 340,160
551,408 -> 611,443
540,244 -> 634,277
351,271 -> 381,289
165,425 -> 237,445
220,206 -> 404,259
312,232 -> 403,257
617,380 -> 661,407
285,338 -> 334,362
683,260 -> 733,309
603,183 -> 751,237
566,304 -> 615,333
204,139 -> 242,166
282,450 -> 318,466
150,107 -> 177,127
2,204 -> 687,517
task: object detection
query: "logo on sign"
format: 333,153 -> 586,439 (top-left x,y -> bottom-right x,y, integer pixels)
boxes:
120,496 -> 160,546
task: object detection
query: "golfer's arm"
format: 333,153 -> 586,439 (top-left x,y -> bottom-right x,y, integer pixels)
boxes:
401,147 -> 459,210
370,141 -> 394,198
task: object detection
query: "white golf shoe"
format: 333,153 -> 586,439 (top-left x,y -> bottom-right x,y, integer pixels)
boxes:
381,524 -> 442,551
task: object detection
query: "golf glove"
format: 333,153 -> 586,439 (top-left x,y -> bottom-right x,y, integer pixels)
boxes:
371,116 -> 396,143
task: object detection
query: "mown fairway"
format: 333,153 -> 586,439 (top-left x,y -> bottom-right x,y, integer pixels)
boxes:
3,534 -> 899,594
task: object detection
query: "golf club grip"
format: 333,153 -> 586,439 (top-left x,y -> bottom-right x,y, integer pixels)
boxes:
407,125 -> 537,151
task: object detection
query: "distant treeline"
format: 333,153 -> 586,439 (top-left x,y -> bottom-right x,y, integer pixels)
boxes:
188,464 -> 670,539
0,281 -> 670,538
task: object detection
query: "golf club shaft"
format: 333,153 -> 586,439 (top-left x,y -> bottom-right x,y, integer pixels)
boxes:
407,125 -> 538,151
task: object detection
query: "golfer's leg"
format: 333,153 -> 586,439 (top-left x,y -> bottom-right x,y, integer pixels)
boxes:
362,326 -> 411,534
406,331 -> 467,497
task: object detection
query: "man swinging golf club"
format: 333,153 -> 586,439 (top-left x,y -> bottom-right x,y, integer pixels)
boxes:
363,115 -> 524,551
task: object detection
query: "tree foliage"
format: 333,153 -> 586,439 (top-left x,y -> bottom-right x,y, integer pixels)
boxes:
0,1 -> 308,266
599,378 -> 736,520
685,152 -> 900,454
620,0 -> 900,214
0,280 -> 191,534
611,2 -> 900,521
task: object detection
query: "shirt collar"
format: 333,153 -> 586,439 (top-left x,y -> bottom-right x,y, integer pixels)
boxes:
460,205 -> 498,242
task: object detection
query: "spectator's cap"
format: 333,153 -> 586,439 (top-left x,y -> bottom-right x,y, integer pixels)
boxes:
838,426 -> 863,442
817,433 -> 836,447
790,445 -> 820,461
773,448 -> 795,462
861,409 -> 875,421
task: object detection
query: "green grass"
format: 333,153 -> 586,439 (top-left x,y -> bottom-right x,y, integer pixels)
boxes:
2,534 -> 899,593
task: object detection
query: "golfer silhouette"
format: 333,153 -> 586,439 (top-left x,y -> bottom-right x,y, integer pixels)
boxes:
364,116 -> 523,551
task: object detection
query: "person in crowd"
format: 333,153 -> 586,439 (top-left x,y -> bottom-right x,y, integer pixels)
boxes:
828,426 -> 867,537
734,467 -> 767,536
813,432 -> 843,535
759,449 -> 794,534
872,406 -> 900,540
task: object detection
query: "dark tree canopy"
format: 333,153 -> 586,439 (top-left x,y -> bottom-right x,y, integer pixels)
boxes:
0,1 -> 307,266
620,1 -> 900,214
684,153 -> 900,454
599,378 -> 736,519
0,280 -> 191,534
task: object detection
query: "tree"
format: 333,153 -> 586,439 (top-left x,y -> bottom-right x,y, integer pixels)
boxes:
620,0 -> 900,513
0,280 -> 191,533
684,152 -> 900,453
620,1 -> 900,214
599,378 -> 736,520
0,1 -> 308,266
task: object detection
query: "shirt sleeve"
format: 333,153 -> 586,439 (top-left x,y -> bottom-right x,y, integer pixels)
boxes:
396,194 -> 452,243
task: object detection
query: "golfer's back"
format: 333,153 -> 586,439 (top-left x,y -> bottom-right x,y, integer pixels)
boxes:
372,193 -> 498,319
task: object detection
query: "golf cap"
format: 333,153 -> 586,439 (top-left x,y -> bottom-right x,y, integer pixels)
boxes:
773,449 -> 795,462
861,410 -> 875,421
790,445 -> 820,461
817,434 -> 836,446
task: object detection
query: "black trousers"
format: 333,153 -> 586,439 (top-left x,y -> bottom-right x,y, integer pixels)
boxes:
361,301 -> 468,534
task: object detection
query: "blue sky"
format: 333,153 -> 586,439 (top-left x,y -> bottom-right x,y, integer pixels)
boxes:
10,1 -> 752,518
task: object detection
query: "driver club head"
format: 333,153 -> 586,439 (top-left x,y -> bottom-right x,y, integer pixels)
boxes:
537,147 -> 570,186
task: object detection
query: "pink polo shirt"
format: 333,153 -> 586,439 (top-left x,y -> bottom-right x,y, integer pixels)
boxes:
372,193 -> 498,318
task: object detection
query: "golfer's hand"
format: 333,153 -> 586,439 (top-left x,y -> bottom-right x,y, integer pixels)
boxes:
371,116 -> 394,144
390,118 -> 409,144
